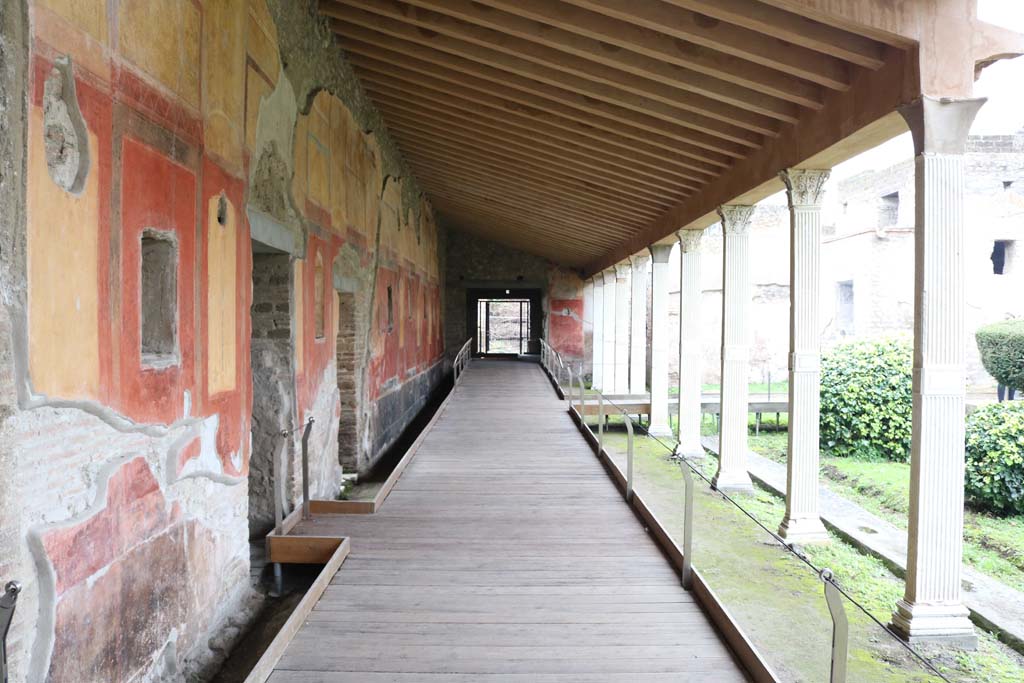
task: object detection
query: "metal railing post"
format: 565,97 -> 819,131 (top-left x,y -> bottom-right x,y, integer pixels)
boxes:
578,364 -> 585,415
624,414 -> 634,501
821,569 -> 849,683
680,463 -> 694,590
1,581 -> 21,683
301,417 -> 314,521
597,392 -> 605,455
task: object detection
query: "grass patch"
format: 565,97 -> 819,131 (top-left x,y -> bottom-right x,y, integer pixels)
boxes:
744,430 -> 1024,594
592,424 -> 1024,682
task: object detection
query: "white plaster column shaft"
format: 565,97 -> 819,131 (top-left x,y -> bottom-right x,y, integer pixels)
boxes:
648,245 -> 673,436
613,263 -> 631,394
779,169 -> 831,544
629,254 -> 650,395
602,268 -> 616,393
591,276 -> 604,390
714,205 -> 755,493
891,96 -> 984,646
676,230 -> 705,458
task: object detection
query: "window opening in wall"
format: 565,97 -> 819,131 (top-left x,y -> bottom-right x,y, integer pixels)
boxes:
140,230 -> 178,365
476,298 -> 531,355
386,285 -> 394,332
836,280 -> 855,337
315,252 -> 325,339
992,240 -> 1014,275
878,191 -> 899,228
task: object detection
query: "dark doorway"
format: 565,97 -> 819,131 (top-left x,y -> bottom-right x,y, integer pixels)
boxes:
249,240 -> 296,538
477,298 -> 531,355
466,287 -> 542,356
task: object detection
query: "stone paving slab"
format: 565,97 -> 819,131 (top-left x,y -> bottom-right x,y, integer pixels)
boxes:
701,435 -> 1024,654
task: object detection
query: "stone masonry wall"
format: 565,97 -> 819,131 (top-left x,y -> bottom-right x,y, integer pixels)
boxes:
0,1 -> 447,681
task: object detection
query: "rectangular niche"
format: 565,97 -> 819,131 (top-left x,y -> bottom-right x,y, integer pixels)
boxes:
140,230 -> 179,366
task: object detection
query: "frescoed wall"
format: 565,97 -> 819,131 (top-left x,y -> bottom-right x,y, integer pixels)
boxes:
0,1 -> 446,681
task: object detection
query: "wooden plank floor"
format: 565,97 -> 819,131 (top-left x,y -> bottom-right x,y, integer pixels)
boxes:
271,359 -> 748,682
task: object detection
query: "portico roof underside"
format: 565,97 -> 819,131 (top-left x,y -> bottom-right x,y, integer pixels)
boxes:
319,0 -> 1023,274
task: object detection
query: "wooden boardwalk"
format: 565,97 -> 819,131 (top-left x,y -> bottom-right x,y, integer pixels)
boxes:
270,360 -> 748,682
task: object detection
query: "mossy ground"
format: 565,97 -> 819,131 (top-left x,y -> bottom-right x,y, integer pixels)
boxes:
740,425 -> 1024,594
590,419 -> 1024,683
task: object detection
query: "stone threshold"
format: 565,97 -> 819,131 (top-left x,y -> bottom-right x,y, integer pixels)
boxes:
701,435 -> 1024,655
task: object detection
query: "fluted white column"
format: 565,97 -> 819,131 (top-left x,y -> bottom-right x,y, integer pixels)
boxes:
714,205 -> 755,493
779,169 -> 831,544
629,254 -> 649,395
648,245 -> 673,436
592,275 -> 604,390
614,263 -> 631,394
676,230 -> 705,458
891,96 -> 984,646
602,268 -> 616,393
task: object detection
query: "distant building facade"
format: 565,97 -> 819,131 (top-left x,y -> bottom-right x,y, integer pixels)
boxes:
666,133 -> 1024,393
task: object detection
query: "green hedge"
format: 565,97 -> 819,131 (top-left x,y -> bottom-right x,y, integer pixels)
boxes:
965,402 -> 1024,515
819,339 -> 913,461
976,319 -> 1024,390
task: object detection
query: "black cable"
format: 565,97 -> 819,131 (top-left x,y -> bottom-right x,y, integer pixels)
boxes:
579,392 -> 953,683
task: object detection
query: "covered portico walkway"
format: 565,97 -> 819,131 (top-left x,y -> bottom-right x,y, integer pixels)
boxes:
268,359 -> 748,681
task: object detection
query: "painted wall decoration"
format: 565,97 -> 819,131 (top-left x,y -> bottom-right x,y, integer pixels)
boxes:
3,1 -> 447,681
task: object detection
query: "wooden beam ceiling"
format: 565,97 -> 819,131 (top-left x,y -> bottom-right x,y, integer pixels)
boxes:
319,0 -> 902,269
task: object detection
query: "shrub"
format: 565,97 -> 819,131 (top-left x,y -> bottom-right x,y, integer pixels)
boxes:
819,339 -> 913,461
965,402 -> 1024,515
976,319 -> 1024,390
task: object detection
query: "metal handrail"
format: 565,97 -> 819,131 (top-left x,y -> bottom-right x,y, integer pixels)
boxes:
453,338 -> 473,385
1,581 -> 21,683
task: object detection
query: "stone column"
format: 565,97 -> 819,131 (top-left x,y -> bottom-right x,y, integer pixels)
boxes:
614,263 -> 631,394
602,268 -> 617,393
778,169 -> 831,544
676,230 -> 705,458
714,205 -> 755,493
591,275 -> 604,391
648,245 -> 673,436
890,96 -> 984,646
629,254 -> 650,396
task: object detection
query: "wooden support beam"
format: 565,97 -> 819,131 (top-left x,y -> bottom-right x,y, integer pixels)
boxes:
392,131 -> 670,219
462,0 -> 804,121
659,0 -> 887,69
404,156 -> 650,236
363,81 -> 726,179
331,15 -> 760,154
373,95 -> 708,189
352,61 -> 740,166
329,0 -> 782,135
437,0 -> 824,108
386,118 -> 690,205
563,0 -> 851,90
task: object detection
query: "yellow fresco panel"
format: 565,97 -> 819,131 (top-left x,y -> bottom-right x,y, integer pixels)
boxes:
118,0 -> 200,109
244,64 -> 272,153
207,194 -> 238,395
37,0 -> 108,45
246,10 -> 280,85
26,109 -> 100,400
203,0 -> 246,173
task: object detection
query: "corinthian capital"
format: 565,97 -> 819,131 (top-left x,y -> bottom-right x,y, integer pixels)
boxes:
677,229 -> 704,254
780,168 -> 831,208
717,205 -> 754,236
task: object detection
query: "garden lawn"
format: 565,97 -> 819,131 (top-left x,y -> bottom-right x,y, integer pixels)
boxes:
744,428 -> 1024,594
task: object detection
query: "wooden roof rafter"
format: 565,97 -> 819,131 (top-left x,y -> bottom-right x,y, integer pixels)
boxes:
318,0 -> 901,268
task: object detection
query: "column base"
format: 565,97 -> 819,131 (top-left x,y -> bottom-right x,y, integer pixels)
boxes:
712,468 -> 754,494
778,515 -> 829,545
647,423 -> 674,438
890,599 -> 977,649
676,439 -> 706,460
